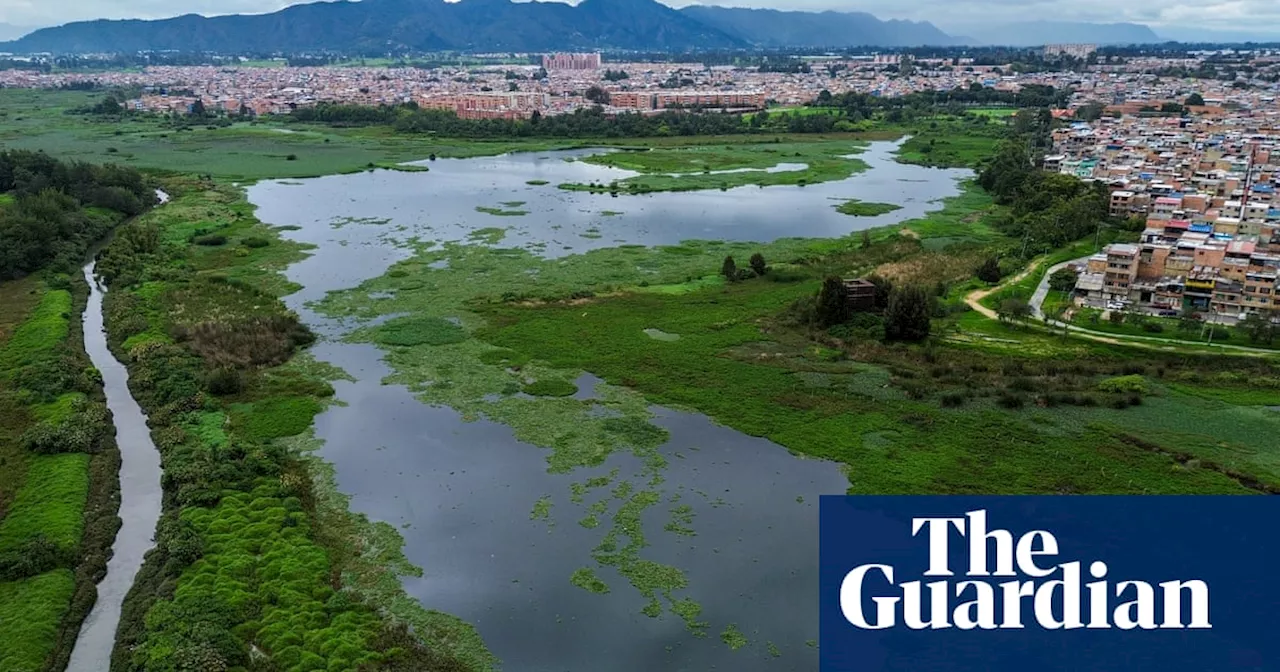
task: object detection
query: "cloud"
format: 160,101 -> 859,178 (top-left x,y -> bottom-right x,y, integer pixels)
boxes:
4,0 -> 1279,36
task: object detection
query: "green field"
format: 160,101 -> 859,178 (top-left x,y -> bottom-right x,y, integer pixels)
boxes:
968,107 -> 1020,117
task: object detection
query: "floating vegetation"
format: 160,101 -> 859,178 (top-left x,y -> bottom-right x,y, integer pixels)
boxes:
721,624 -> 749,651
664,504 -> 695,537
467,227 -> 508,244
330,215 -> 392,229
501,201 -> 527,208
570,568 -> 611,594
475,205 -> 529,217
526,180 -> 550,186
600,210 -> 624,217
530,495 -> 552,523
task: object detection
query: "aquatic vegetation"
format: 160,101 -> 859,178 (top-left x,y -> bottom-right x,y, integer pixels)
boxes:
833,199 -> 902,217
530,496 -> 552,522
475,205 -> 529,217
374,316 -> 469,347
522,379 -> 578,397
720,623 -> 749,651
467,227 -> 507,244
526,180 -> 550,186
570,568 -> 610,594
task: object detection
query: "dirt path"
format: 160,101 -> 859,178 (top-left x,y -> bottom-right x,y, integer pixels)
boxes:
963,257 -> 1279,358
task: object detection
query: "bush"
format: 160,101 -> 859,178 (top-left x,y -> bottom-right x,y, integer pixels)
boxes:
19,400 -> 109,454
241,236 -> 270,249
173,315 -> 314,368
1142,322 -> 1164,333
203,367 -> 244,396
884,285 -> 933,342
194,234 -> 227,246
1097,375 -> 1147,394
976,257 -> 1002,283
286,154 -> 298,161
996,392 -> 1025,409
940,392 -> 967,408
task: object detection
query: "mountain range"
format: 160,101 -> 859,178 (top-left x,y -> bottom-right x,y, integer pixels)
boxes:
2,0 -> 1272,55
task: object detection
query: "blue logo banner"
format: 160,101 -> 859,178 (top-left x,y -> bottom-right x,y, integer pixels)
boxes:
819,496 -> 1274,671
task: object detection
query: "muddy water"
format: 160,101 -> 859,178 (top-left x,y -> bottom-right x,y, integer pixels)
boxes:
65,258 -> 163,672
247,142 -> 970,670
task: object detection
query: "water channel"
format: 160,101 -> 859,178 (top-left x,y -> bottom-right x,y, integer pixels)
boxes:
67,194 -> 167,671
241,140 -> 971,670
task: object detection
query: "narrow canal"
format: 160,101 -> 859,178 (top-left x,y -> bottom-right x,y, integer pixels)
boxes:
65,197 -> 167,672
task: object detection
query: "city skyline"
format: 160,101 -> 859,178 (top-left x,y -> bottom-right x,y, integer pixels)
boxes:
4,0 -> 1280,42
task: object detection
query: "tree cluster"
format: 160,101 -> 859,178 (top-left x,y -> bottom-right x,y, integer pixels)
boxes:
976,111 -> 1113,257
0,150 -> 155,279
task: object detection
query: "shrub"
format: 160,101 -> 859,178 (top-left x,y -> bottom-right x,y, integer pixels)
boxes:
1097,375 -> 1148,394
940,392 -> 967,408
1142,322 -> 1164,333
749,253 -> 767,276
996,392 -> 1025,409
203,367 -> 244,396
816,276 -> 850,327
173,315 -> 314,368
976,257 -> 1002,283
241,236 -> 270,249
286,154 -> 298,161
194,234 -> 226,246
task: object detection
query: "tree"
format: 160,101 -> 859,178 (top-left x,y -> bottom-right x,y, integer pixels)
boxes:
976,257 -> 1002,283
1177,308 -> 1201,334
721,255 -> 738,282
584,86 -> 611,105
816,276 -> 850,327
190,98 -> 206,117
997,297 -> 1031,324
1240,311 -> 1277,345
748,253 -> 767,276
884,285 -> 933,342
1185,92 -> 1205,107
1048,267 -> 1078,292
866,274 -> 894,311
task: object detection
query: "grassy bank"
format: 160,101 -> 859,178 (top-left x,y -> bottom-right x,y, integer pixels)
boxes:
97,178 -> 493,671
0,274 -> 122,672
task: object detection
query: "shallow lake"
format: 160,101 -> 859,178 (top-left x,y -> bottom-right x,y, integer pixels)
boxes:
246,140 -> 970,670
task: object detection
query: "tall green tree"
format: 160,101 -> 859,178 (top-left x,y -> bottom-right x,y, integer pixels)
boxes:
721,255 -> 738,282
816,276 -> 850,327
884,285 -> 933,341
749,253 -> 767,276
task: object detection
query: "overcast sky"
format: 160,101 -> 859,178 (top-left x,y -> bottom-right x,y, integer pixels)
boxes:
3,0 -> 1279,37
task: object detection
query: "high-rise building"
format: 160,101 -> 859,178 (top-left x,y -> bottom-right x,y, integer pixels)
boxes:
542,53 -> 601,70
1043,44 -> 1098,59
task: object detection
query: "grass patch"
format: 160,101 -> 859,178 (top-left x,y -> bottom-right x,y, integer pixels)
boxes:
522,379 -> 578,397
231,396 -> 322,441
0,454 -> 90,555
0,569 -> 77,672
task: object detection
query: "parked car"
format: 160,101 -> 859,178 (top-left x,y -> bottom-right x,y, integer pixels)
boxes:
1106,301 -> 1127,311
1157,309 -> 1180,317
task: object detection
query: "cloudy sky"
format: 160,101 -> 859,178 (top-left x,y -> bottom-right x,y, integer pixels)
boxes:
2,0 -> 1279,38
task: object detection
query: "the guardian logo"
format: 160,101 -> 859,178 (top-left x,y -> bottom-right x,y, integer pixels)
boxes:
840,509 -> 1211,631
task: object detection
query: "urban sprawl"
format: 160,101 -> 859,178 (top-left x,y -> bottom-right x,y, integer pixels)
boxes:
4,46 -> 1280,321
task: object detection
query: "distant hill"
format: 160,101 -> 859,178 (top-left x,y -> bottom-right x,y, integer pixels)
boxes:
0,0 -> 747,53
0,0 -> 966,54
0,23 -> 36,42
678,6 -> 960,47
963,21 -> 1162,46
